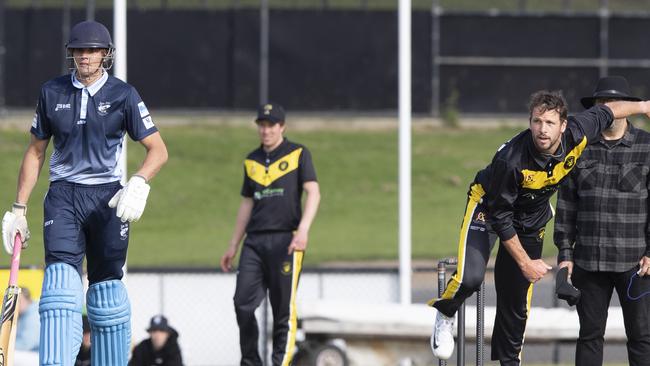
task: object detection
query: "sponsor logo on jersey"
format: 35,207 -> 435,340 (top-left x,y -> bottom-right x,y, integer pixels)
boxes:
97,102 -> 111,116
55,103 -> 71,111
44,219 -> 54,227
142,116 -> 155,129
120,223 -> 129,241
525,173 -> 535,183
253,188 -> 284,200
77,120 -> 86,125
473,211 -> 486,224
138,101 -> 150,118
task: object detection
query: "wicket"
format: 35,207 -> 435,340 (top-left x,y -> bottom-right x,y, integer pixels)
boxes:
437,258 -> 485,366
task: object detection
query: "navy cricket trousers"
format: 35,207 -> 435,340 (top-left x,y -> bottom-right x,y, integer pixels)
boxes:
43,180 -> 128,284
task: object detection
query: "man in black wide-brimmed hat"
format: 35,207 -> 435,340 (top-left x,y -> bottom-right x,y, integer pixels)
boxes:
555,76 -> 650,366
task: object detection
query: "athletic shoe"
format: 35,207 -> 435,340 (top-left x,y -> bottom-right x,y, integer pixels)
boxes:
431,310 -> 455,360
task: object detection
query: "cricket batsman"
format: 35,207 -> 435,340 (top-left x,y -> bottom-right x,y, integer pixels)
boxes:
1,20 -> 167,365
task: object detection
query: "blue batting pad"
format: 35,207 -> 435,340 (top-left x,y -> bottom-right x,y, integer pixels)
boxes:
86,280 -> 131,366
39,263 -> 84,366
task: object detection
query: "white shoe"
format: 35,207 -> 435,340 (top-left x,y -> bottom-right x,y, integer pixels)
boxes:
431,310 -> 455,360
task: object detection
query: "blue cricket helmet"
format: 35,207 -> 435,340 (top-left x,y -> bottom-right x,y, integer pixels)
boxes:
66,20 -> 114,50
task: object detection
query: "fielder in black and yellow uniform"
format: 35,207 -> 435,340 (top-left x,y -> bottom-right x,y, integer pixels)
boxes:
430,90 -> 650,366
221,103 -> 320,366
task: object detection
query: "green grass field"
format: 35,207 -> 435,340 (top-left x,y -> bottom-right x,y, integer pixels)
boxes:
0,120 -> 575,269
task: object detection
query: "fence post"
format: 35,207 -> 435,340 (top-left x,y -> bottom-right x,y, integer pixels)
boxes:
0,0 -> 5,114
430,0 -> 441,117
259,0 -> 269,104
62,0 -> 71,75
438,258 -> 484,366
86,0 -> 95,20
437,260 -> 448,366
598,0 -> 609,77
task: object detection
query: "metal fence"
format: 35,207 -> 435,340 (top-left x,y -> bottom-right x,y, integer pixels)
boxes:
126,267 -> 632,366
3,0 -> 650,114
127,268 -> 399,366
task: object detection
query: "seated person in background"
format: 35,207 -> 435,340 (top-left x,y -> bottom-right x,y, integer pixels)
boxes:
15,287 -> 39,352
13,288 -> 40,365
129,314 -> 183,366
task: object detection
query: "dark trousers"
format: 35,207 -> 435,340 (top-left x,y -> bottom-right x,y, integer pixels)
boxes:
572,265 -> 650,366
234,232 -> 303,366
431,184 -> 544,366
43,180 -> 127,284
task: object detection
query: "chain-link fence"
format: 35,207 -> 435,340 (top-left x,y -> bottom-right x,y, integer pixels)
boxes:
128,267 -> 632,366
127,268 -> 399,366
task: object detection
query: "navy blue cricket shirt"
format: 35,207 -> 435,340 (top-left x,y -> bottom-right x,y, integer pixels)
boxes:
31,72 -> 158,184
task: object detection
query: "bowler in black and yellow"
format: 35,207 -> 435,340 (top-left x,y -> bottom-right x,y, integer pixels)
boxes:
429,90 -> 650,366
221,103 -> 321,366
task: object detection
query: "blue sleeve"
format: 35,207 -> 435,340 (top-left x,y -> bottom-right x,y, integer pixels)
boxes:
30,89 -> 51,140
124,87 -> 158,141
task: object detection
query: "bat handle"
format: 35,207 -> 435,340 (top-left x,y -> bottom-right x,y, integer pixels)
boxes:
8,234 -> 22,287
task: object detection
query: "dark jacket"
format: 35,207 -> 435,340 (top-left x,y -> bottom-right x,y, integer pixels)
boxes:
128,328 -> 183,366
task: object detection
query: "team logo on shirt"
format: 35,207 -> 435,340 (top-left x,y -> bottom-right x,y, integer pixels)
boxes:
563,156 -> 576,170
120,223 -> 129,241
279,161 -> 289,171
281,261 -> 292,275
97,102 -> 111,116
142,116 -> 155,129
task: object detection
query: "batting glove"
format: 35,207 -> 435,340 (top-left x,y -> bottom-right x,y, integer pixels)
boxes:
108,175 -> 151,223
2,203 -> 30,255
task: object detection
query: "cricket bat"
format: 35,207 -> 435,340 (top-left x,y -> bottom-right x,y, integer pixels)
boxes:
0,234 -> 23,366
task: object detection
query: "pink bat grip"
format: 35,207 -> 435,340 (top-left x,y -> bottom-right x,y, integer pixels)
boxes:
8,234 -> 22,287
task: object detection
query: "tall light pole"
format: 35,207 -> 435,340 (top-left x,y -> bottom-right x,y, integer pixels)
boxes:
398,0 -> 412,305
